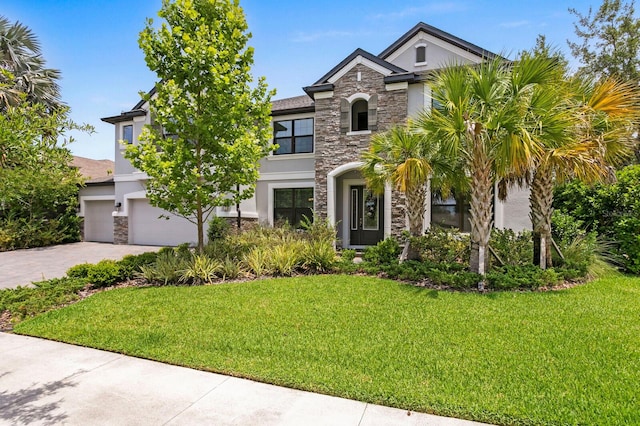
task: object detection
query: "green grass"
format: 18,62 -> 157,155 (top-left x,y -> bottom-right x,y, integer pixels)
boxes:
14,275 -> 640,425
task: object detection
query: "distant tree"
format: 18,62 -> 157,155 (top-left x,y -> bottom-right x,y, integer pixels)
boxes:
0,16 -> 61,111
568,0 -> 640,81
0,102 -> 90,250
126,0 -> 274,252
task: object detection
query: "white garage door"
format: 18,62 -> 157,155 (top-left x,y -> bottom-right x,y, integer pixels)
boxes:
129,199 -> 198,246
84,200 -> 114,243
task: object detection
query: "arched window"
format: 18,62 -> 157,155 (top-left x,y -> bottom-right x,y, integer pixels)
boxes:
351,99 -> 368,131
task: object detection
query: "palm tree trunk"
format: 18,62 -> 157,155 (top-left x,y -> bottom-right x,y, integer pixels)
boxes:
530,169 -> 554,269
468,132 -> 493,286
400,184 -> 426,261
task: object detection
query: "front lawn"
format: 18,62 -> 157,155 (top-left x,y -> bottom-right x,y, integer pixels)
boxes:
14,275 -> 640,425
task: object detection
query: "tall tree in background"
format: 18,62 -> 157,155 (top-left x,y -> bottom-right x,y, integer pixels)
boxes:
0,16 -> 61,110
126,0 -> 274,252
569,0 -> 640,161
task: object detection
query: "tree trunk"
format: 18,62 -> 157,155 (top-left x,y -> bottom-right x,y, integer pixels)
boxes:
530,169 -> 554,269
468,131 -> 493,286
196,198 -> 204,253
401,184 -> 426,261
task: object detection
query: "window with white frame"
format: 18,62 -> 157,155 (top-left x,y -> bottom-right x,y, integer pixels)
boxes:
415,43 -> 427,65
351,99 -> 368,131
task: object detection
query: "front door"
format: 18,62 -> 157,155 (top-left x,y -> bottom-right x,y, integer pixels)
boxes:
349,185 -> 384,246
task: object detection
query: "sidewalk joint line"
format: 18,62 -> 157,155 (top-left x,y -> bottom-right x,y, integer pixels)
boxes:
162,375 -> 231,425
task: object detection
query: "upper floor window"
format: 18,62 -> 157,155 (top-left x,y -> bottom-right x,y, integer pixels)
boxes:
122,125 -> 133,144
415,44 -> 427,65
351,99 -> 368,131
274,118 -> 313,155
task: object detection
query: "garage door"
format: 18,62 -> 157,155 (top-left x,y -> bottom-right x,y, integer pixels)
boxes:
129,199 -> 198,246
84,200 -> 114,243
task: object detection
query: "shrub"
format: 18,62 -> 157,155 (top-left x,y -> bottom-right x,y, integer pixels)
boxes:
363,238 -> 401,265
300,215 -> 335,244
268,242 -> 304,276
303,240 -> 336,273
243,247 -> 270,277
411,228 -> 470,265
219,256 -> 242,280
86,260 -> 122,288
486,265 -> 561,290
179,254 -> 221,285
138,250 -> 186,285
207,216 -> 230,241
489,228 -> 533,267
66,263 -> 92,279
340,249 -> 357,263
118,252 -> 158,279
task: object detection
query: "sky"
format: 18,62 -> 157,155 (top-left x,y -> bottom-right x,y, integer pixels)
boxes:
3,0 -> 601,160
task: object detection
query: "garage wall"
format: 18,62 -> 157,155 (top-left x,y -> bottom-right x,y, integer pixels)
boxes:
84,200 -> 114,243
128,199 -> 198,246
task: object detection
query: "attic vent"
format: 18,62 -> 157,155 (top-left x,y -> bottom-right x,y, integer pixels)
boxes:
415,44 -> 427,65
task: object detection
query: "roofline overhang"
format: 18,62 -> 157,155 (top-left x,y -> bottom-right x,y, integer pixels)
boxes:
383,73 -> 418,84
271,105 -> 316,117
303,83 -> 335,98
100,109 -> 147,124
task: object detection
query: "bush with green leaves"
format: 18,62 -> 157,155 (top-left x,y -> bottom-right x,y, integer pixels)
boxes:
138,250 -> 187,285
486,265 -> 561,290
489,228 -> 533,267
179,254 -> 221,285
86,260 -> 122,288
118,252 -> 158,279
554,164 -> 640,274
0,277 -> 86,322
207,216 -> 230,241
363,238 -> 401,265
410,228 -> 470,265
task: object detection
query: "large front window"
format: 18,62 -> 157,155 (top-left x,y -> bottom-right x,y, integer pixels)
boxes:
431,192 -> 471,232
274,118 -> 313,155
274,187 -> 314,226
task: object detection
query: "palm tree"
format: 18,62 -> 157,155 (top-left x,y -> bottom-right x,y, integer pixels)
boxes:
361,124 -> 455,260
416,53 -> 564,286
0,16 -> 61,110
529,76 -> 640,268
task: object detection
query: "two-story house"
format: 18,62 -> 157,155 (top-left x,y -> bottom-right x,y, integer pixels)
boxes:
78,22 -> 531,248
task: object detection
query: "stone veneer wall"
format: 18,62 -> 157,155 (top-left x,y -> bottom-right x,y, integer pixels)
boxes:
314,64 -> 408,237
113,216 -> 128,244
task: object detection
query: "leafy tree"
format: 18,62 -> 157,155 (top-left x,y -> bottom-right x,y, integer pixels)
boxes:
416,54 -> 564,287
127,0 -> 274,252
0,102 -> 89,249
568,0 -> 640,82
0,16 -> 61,110
360,124 -> 457,260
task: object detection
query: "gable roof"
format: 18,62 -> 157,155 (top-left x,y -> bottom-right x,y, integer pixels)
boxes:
303,48 -> 412,96
271,95 -> 315,116
379,22 -> 498,61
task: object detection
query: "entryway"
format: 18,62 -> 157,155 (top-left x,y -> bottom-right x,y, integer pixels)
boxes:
348,185 -> 384,246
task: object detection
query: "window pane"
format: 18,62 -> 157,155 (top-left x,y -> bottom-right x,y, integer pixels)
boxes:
274,120 -> 292,138
294,136 -> 313,153
351,100 -> 368,131
416,46 -> 426,63
275,138 -> 292,155
274,208 -> 293,224
274,189 -> 293,208
295,208 -> 313,226
294,118 -> 313,136
363,190 -> 379,230
294,188 -> 314,208
123,125 -> 133,144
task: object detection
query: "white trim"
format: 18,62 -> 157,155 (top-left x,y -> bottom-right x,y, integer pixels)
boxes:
313,91 -> 334,100
78,195 -> 115,217
133,115 -> 146,123
346,130 -> 372,136
259,171 -> 315,181
385,82 -> 408,91
328,56 -> 394,84
346,92 -> 370,103
266,181 -> 315,225
215,210 -> 259,219
114,172 -> 149,182
265,153 -> 315,162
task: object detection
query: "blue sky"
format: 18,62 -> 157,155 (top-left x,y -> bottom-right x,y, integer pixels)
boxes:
4,0 -> 598,160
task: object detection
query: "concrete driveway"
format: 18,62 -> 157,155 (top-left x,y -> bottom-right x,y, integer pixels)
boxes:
0,242 -> 160,289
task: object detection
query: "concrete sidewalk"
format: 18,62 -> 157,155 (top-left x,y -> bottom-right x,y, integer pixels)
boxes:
0,242 -> 160,289
0,333 -> 489,426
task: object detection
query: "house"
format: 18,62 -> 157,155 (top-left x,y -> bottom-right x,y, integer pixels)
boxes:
78,22 -> 531,248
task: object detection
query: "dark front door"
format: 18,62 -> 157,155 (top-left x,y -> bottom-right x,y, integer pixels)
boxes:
349,185 -> 384,246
